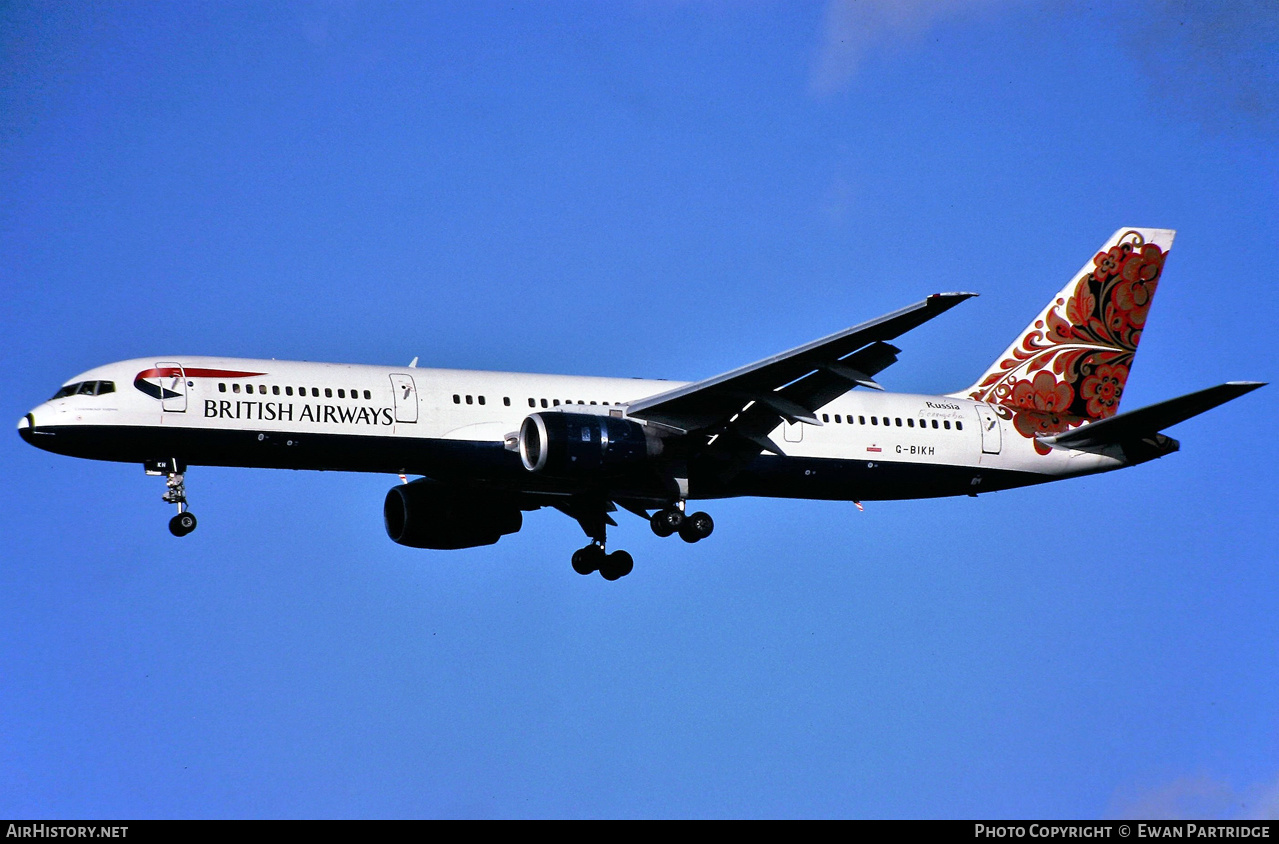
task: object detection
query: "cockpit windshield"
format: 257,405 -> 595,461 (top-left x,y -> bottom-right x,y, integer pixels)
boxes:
51,380 -> 115,400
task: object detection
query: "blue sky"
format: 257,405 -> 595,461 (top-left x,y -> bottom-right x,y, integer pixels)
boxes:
2,1 -> 1276,819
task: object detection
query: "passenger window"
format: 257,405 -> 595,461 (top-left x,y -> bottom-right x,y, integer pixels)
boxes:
822,414 -> 830,423
504,397 -> 511,406
219,383 -> 227,393
870,416 -> 877,425
311,388 -> 319,397
273,385 -> 280,396
338,389 -> 345,399
895,418 -> 902,426
466,395 -> 473,405
835,414 -> 841,423
324,388 -> 332,398
553,399 -> 560,406
453,395 -> 460,404
478,396 -> 485,405
286,386 -> 293,396
528,398 -> 536,408
858,416 -> 865,425
364,390 -> 371,400
944,420 -> 951,429
956,421 -> 963,431
233,384 -> 241,393
260,385 -> 268,395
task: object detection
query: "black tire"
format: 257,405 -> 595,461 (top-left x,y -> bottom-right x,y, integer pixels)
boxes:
169,512 -> 197,537
679,511 -> 713,543
572,545 -> 602,575
650,507 -> 683,538
600,550 -> 633,581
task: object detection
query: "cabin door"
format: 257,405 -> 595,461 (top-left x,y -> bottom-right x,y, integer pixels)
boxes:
389,373 -> 418,423
157,362 -> 187,413
974,404 -> 1001,454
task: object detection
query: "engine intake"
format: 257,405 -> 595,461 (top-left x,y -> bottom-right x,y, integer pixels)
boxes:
384,480 -> 522,549
519,412 -> 661,477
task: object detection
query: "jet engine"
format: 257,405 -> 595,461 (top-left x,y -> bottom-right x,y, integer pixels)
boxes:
384,480 -> 523,549
518,411 -> 663,477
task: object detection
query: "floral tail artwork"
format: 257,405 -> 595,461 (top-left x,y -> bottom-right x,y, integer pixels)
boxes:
954,228 -> 1176,455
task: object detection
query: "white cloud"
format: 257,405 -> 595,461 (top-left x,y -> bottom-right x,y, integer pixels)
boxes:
1119,1 -> 1279,139
808,0 -> 1005,96
1110,773 -> 1279,820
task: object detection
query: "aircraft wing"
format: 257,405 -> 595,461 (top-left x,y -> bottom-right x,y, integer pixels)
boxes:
1038,381 -> 1265,451
626,293 -> 976,437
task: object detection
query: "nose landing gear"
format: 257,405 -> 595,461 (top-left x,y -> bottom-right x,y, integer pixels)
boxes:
163,473 -> 197,536
147,459 -> 196,537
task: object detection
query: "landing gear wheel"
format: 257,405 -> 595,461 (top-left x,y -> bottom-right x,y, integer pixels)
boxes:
572,545 -> 603,575
169,511 -> 197,537
650,507 -> 684,538
678,511 -> 713,543
599,550 -> 634,581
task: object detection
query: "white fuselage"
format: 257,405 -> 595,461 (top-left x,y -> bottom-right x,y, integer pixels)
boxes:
21,355 -> 1125,504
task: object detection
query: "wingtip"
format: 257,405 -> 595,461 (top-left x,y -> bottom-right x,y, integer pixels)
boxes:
925,291 -> 979,310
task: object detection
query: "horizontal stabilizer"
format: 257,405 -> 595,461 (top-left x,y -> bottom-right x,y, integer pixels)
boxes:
1039,381 -> 1265,450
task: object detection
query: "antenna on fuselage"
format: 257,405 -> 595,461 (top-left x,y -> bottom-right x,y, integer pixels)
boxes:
408,357 -> 418,368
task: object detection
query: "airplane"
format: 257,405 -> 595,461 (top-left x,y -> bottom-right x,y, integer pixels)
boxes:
18,227 -> 1264,580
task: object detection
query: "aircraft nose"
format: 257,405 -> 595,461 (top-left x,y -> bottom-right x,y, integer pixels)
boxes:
17,411 -> 35,444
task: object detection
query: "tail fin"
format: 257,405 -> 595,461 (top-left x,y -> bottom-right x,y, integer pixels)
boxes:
954,227 -> 1175,449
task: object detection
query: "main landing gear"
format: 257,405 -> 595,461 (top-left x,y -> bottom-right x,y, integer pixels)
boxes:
147,459 -> 197,537
566,502 -> 714,581
649,505 -> 714,543
571,543 -> 634,581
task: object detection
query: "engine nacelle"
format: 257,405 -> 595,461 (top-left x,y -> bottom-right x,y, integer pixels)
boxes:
384,481 -> 523,550
519,411 -> 662,477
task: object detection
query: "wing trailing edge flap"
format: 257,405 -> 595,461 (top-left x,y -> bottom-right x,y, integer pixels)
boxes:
720,340 -> 902,458
1038,381 -> 1266,451
626,293 -> 975,435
